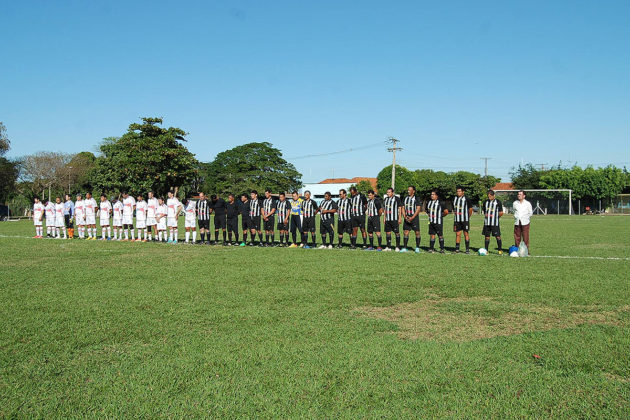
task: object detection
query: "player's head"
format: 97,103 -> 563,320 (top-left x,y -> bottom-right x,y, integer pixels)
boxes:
430,190 -> 439,200
407,186 -> 416,196
367,189 -> 375,199
250,190 -> 258,200
122,191 -> 128,198
167,191 -> 174,198
110,196 -> 116,202
304,190 -> 311,199
34,196 -> 40,203
158,197 -> 164,204
339,189 -> 347,199
240,193 -> 248,202
278,192 -> 285,201
100,194 -> 107,202
228,193 -> 235,202
211,194 -> 218,202
137,193 -> 143,201
456,186 -> 465,197
386,187 -> 394,198
349,186 -> 357,195
324,191 -> 331,200
517,190 -> 526,200
199,192 -> 205,200
76,194 -> 82,201
487,189 -> 495,199
55,196 -> 61,203
148,191 -> 154,199
86,192 -> 92,199
264,189 -> 271,198
65,194 -> 71,201
291,191 -> 299,200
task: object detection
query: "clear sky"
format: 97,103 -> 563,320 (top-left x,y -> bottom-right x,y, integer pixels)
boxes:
2,0 -> 629,182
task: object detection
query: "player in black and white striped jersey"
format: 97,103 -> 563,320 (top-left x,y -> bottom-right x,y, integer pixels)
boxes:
301,191 -> 319,248
426,190 -> 449,253
275,192 -> 291,246
249,190 -> 264,246
403,186 -> 422,253
349,186 -> 368,248
336,189 -> 353,248
482,189 -> 504,254
382,188 -> 403,251
262,189 -> 277,247
365,190 -> 383,250
452,186 -> 474,253
318,191 -> 337,249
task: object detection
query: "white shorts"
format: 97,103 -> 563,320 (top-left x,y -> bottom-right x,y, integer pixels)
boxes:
167,217 -> 178,227
55,217 -> 65,228
34,219 -> 42,226
122,215 -> 133,225
76,216 -> 85,226
146,217 -> 157,226
157,219 -> 167,231
46,218 -> 55,226
136,219 -> 146,229
113,218 -> 122,227
100,218 -> 110,227
86,215 -> 96,225
185,218 -> 196,228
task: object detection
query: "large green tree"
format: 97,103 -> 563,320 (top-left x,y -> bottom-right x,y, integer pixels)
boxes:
90,118 -> 198,197
376,165 -> 415,195
200,142 -> 302,195
0,122 -> 18,204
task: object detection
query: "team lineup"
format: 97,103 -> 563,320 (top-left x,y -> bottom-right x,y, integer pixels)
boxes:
29,185 -> 533,254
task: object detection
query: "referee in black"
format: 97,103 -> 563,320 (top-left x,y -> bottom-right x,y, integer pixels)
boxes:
226,194 -> 240,245
197,192 -> 212,244
239,194 -> 251,246
212,194 -> 228,245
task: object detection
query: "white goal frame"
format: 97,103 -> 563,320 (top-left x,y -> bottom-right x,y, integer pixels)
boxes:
493,189 -> 573,215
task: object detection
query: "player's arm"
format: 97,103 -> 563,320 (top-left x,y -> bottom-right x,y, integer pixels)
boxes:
442,201 -> 449,217
398,201 -> 403,224
498,200 -> 504,218
468,198 -> 474,218
412,203 -> 421,220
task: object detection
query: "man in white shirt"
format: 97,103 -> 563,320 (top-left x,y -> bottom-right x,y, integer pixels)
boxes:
135,194 -> 148,242
32,197 -> 45,238
166,191 -> 182,243
112,197 -> 124,240
74,194 -> 86,239
54,197 -> 66,239
183,198 -> 197,243
513,190 -> 533,252
156,197 -> 168,242
146,191 -> 159,241
84,192 -> 98,240
99,194 -> 112,240
45,200 -> 55,238
121,192 -> 136,241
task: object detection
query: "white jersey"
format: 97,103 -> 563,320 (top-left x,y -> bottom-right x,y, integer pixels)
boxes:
147,197 -> 158,219
167,198 -> 181,218
45,202 -> 55,222
74,200 -> 85,219
113,201 -> 123,219
54,203 -> 65,226
33,202 -> 45,221
156,203 -> 168,230
84,198 -> 97,216
122,196 -> 136,216
99,200 -> 112,219
184,200 -> 197,221
136,200 -> 147,221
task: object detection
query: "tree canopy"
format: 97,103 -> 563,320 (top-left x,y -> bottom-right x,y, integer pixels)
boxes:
200,142 -> 302,196
90,118 -> 198,197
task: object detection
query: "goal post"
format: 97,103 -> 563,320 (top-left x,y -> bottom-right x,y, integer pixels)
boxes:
493,189 -> 573,215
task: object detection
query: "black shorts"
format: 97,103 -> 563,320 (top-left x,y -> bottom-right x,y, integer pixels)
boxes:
277,221 -> 288,231
320,220 -> 334,235
64,215 -> 73,229
385,220 -> 399,233
428,222 -> 443,236
290,215 -> 303,234
403,218 -> 420,232
198,219 -> 210,230
453,221 -> 469,232
250,217 -> 261,231
338,219 -> 353,235
351,215 -> 365,229
303,217 -> 316,232
367,216 -> 381,234
263,217 -> 275,231
482,225 -> 501,237
227,217 -> 239,233
214,215 -> 226,229
241,217 -> 252,231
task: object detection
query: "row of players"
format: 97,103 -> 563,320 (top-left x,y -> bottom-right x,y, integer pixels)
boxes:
31,186 -> 533,254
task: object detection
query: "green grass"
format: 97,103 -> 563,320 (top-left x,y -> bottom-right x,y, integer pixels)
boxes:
1,215 -> 629,417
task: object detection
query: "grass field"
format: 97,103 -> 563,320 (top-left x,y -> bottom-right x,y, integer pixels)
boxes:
1,215 -> 629,417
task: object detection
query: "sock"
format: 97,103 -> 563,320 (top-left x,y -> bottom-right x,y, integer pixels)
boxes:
185,231 -> 190,242
130,230 -> 135,240
125,229 -> 129,240
169,231 -> 173,241
396,235 -> 401,248
338,236 -> 343,246
223,230 -> 227,243
485,238 -> 490,250
377,235 -> 382,247
148,230 -> 152,240
173,229 -> 178,242
235,233 -> 239,243
56,228 -> 60,237
215,230 -> 219,242
63,228 -> 67,239
350,236 -> 356,246
243,233 -> 248,244
158,231 -> 162,241
361,234 -> 367,245
311,233 -> 316,247
193,231 -> 197,242
455,241 -> 460,250
386,234 -> 391,247
439,237 -> 445,250
369,236 -> 374,247
430,238 -> 436,250
322,235 -> 327,246
403,236 -> 409,248
102,229 -> 106,239
465,240 -> 470,251
292,233 -> 296,244
415,236 -> 420,248
107,227 -> 111,238
497,238 -> 502,251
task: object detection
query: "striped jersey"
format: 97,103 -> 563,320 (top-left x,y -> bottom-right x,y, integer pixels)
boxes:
302,199 -> 319,218
319,199 -> 337,222
383,196 -> 402,221
483,199 -> 503,226
426,199 -> 445,224
350,193 -> 367,217
249,198 -> 262,217
452,195 -> 472,222
367,198 -> 382,217
262,197 -> 276,217
403,195 -> 421,217
337,197 -> 352,221
197,199 -> 211,220
276,200 -> 291,221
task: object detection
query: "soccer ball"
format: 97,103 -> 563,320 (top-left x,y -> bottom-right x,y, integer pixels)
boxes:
478,248 -> 488,256
510,251 -> 519,257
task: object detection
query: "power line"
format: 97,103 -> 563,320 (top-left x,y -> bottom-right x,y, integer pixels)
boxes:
286,141 -> 386,160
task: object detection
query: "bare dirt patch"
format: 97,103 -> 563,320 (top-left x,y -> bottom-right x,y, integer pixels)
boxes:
354,295 -> 629,342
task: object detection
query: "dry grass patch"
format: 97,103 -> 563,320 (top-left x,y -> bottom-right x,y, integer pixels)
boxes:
354,295 -> 629,342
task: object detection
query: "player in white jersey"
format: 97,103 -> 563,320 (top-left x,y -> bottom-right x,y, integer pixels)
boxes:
98,194 -> 112,240
166,191 -> 182,243
156,197 -> 168,242
84,192 -> 98,240
32,197 -> 45,238
183,198 -> 197,243
44,200 -> 55,237
121,192 -> 136,241
54,197 -> 67,238
74,194 -> 86,239
146,191 -> 159,241
135,194 -> 148,242
112,197 -> 124,240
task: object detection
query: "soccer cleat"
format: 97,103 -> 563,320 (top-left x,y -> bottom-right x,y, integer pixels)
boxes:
142,239 -> 147,243
376,247 -> 383,251
303,245 -> 311,249
439,249 -> 445,254
239,242 -> 246,247
453,249 -> 460,254
394,247 -> 401,252
327,245 -> 333,249
399,248 -> 407,253
382,247 -> 391,252
415,247 -> 421,254
289,243 -> 298,248
365,247 -> 374,251
428,249 -> 435,254
299,244 -> 304,248
465,250 -> 470,254
498,250 -> 503,255
318,245 -> 327,249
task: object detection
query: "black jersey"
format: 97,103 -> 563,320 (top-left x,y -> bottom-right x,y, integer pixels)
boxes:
319,199 -> 337,222
212,198 -> 227,216
276,200 -> 290,220
426,199 -> 446,224
452,195 -> 473,222
337,197 -> 352,221
226,201 -> 239,219
239,200 -> 250,218
302,198 -> 319,218
383,195 -> 402,221
403,195 -> 421,218
367,198 -> 382,217
483,199 -> 503,226
350,193 -> 367,217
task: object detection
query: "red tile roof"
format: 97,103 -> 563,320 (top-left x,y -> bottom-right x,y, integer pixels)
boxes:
318,177 -> 378,191
492,182 -> 514,190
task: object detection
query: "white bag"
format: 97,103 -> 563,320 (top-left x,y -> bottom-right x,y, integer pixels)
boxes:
518,241 -> 529,257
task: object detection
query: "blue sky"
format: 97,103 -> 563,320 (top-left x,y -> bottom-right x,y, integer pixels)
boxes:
2,0 -> 629,182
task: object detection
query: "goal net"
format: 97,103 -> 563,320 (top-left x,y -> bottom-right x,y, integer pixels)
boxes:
493,189 -> 573,215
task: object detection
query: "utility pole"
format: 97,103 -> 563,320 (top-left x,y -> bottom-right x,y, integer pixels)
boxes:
535,163 -> 548,171
480,157 -> 491,178
387,138 -> 402,190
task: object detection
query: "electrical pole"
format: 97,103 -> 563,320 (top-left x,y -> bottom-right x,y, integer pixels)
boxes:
535,163 -> 548,171
387,138 -> 402,190
480,157 -> 491,178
